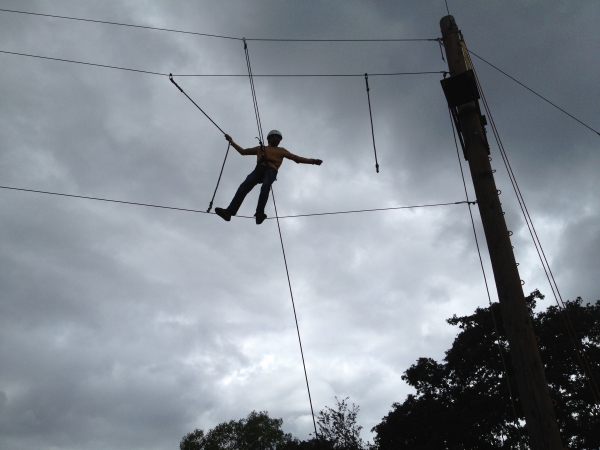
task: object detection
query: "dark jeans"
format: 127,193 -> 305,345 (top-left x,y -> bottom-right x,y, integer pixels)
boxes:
227,165 -> 277,215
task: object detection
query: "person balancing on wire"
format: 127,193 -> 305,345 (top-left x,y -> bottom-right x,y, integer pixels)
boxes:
215,130 -> 323,225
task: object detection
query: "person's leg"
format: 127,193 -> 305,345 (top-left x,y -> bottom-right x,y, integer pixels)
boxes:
227,166 -> 263,215
256,168 -> 277,217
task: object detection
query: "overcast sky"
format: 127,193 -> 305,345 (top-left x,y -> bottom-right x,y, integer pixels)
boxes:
0,1 -> 599,449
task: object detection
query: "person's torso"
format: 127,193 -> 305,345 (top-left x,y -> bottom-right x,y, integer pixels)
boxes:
255,145 -> 289,170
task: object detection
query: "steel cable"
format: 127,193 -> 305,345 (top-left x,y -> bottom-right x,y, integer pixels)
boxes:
0,185 -> 467,219
0,8 -> 437,42
463,39 -> 600,403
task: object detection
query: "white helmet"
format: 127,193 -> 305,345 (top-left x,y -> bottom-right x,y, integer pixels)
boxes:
267,129 -> 282,139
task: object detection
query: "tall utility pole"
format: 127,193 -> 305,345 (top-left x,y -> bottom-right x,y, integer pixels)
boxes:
439,16 -> 563,450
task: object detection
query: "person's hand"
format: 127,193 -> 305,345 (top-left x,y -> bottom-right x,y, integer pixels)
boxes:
313,159 -> 323,166
225,134 -> 233,143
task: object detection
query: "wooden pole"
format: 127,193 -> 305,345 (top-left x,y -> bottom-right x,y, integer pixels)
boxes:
440,15 -> 563,450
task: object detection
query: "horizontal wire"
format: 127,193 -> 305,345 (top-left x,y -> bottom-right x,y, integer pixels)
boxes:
0,185 -> 468,219
1,49 -> 442,77
0,49 -> 444,77
0,8 -> 436,42
269,201 -> 471,219
174,71 -> 445,77
0,7 -> 242,40
247,38 -> 436,42
468,50 -> 600,137
0,50 -> 166,76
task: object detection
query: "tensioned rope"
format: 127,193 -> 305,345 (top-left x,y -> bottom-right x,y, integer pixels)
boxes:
243,39 -> 265,146
463,38 -> 600,403
242,39 -> 321,446
467,50 -> 600,138
0,8 -> 437,42
169,74 -> 226,134
0,184 -> 467,218
168,74 -> 231,212
447,108 -> 524,448
0,49 -> 445,77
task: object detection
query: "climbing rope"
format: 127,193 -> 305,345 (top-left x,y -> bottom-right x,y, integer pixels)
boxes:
364,74 -> 380,173
242,38 -> 269,168
242,39 -> 321,445
242,38 -> 264,141
271,187 -> 320,445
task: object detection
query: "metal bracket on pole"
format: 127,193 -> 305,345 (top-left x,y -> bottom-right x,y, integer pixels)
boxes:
441,69 -> 490,159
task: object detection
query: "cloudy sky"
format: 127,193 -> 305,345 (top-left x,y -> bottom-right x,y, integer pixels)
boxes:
0,1 -> 598,449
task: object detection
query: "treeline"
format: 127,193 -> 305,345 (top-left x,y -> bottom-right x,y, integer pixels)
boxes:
180,398 -> 368,450
181,292 -> 600,449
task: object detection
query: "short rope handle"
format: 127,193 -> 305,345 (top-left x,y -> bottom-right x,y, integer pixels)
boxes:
364,73 -> 380,173
206,141 -> 231,212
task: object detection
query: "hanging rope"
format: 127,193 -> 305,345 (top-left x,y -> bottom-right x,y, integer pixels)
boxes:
206,142 -> 231,213
364,74 -> 380,173
271,188 -> 321,445
242,39 -> 321,445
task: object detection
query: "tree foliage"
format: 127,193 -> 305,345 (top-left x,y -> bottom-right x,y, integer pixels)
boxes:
180,410 -> 295,450
180,398 -> 371,450
372,291 -> 600,449
316,397 -> 370,450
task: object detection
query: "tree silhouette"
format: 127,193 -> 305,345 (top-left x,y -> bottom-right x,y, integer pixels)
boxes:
372,291 -> 600,449
180,410 -> 295,450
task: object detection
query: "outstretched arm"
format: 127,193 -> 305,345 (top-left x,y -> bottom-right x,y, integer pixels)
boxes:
283,149 -> 323,166
225,134 -> 255,155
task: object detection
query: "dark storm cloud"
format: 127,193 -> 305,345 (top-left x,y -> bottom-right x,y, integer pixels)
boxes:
0,1 -> 598,449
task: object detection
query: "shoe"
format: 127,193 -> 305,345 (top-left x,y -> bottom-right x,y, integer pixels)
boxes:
215,207 -> 232,222
255,212 -> 267,225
